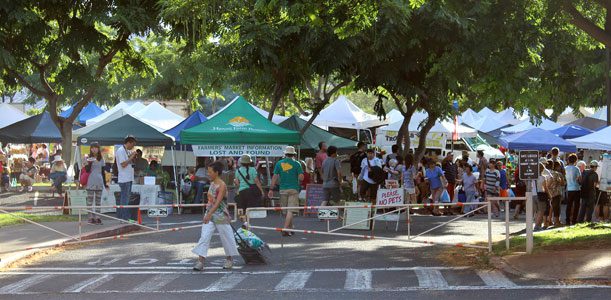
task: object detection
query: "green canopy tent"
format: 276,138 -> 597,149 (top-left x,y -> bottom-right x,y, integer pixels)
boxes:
279,115 -> 357,155
181,96 -> 300,151
77,114 -> 174,146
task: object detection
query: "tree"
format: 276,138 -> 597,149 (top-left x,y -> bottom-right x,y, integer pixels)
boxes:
0,1 -> 162,163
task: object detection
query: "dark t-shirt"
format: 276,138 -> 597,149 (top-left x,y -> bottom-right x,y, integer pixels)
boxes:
581,170 -> 599,198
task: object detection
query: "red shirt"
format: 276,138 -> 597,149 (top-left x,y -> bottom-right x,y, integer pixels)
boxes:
301,172 -> 311,189
315,152 -> 327,170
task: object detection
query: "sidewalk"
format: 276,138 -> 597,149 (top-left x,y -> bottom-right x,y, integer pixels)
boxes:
0,219 -> 140,269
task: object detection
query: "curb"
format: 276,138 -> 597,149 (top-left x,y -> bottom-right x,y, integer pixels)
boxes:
0,224 -> 140,269
491,254 -> 611,282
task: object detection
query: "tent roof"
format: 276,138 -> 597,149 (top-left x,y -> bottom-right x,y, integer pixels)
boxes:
590,106 -> 607,121
86,101 -> 145,125
0,103 -> 28,129
501,118 -> 561,133
133,101 -> 185,130
60,102 -> 105,124
78,114 -> 174,146
499,128 -> 576,152
386,109 -> 404,124
568,126 -> 611,151
0,111 -> 62,143
249,103 -> 288,124
567,117 -> 607,131
464,116 -> 508,133
73,109 -> 133,142
459,108 -> 481,125
310,95 -> 388,129
379,117 -> 478,138
180,96 -> 300,145
495,108 -> 518,124
279,115 -> 357,151
550,125 -> 594,139
164,111 -> 207,142
478,107 -> 497,118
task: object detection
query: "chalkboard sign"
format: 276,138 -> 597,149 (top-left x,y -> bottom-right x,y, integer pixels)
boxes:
519,150 -> 539,180
304,184 -> 324,215
343,201 -> 371,230
68,190 -> 88,215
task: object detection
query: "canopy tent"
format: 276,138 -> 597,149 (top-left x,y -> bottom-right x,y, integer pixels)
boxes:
386,109 -> 405,124
550,125 -> 594,139
379,117 -> 478,138
77,114 -> 174,146
181,96 -> 300,145
133,101 -> 185,131
495,108 -> 522,125
459,108 -> 481,125
463,116 -> 508,133
249,103 -> 288,124
0,111 -> 62,143
568,117 -> 607,131
596,125 -> 608,131
555,107 -> 578,125
0,103 -> 28,129
164,111 -> 207,143
72,108 -> 166,142
308,95 -> 388,129
499,128 -> 576,152
85,101 -> 145,126
278,115 -> 357,151
60,102 -> 105,124
590,106 -> 607,121
568,126 -> 611,151
478,107 -> 497,118
500,118 -> 561,134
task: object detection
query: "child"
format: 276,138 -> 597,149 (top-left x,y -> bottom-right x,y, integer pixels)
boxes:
49,156 -> 67,196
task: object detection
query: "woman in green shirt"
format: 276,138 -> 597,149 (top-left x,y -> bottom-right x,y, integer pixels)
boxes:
234,155 -> 264,218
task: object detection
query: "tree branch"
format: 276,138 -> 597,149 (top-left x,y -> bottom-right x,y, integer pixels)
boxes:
7,69 -> 49,98
562,1 -> 611,47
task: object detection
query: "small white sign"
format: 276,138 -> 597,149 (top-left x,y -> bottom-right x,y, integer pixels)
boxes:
144,176 -> 156,185
193,144 -> 286,157
147,208 -> 168,217
318,209 -> 339,220
247,210 -> 267,219
376,188 -> 404,206
374,213 -> 400,222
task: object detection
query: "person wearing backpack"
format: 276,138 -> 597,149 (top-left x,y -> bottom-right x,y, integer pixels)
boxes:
577,161 -> 600,223
350,142 -> 367,199
234,155 -> 264,220
359,148 -> 384,204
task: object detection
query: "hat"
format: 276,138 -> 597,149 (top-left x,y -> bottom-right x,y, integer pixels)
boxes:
538,157 -> 548,164
124,135 -> 137,143
239,154 -> 253,165
590,160 -> 599,167
53,155 -> 64,163
284,146 -> 297,155
90,142 -> 100,148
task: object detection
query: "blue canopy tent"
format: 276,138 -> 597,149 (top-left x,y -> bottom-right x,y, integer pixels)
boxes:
164,111 -> 207,148
0,111 -> 62,143
60,102 -> 105,124
550,125 -> 594,139
499,128 -> 577,152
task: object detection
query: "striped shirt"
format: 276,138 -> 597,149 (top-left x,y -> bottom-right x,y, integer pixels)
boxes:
442,161 -> 457,184
484,169 -> 500,194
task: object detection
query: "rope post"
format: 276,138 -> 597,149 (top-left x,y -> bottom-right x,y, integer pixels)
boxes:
505,200 -> 510,250
78,208 -> 82,240
487,200 -> 492,253
525,191 -> 534,254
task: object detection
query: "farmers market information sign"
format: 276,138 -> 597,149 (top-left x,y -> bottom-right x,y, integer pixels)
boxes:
193,145 -> 285,157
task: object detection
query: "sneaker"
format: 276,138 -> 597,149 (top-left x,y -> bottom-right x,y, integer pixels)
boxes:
27,186 -> 33,192
533,226 -> 541,232
223,259 -> 233,269
18,187 -> 24,192
193,261 -> 204,271
96,219 -> 103,225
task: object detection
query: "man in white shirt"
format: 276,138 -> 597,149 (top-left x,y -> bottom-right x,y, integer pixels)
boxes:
359,149 -> 383,203
116,135 -> 137,220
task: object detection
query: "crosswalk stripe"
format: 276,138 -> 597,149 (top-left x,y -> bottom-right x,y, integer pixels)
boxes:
476,270 -> 517,287
202,273 -> 247,292
132,274 -> 181,292
64,275 -> 114,293
414,269 -> 448,288
274,271 -> 312,291
0,274 -> 53,293
344,269 -> 372,290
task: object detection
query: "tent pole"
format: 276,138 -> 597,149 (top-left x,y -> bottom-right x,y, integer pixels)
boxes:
265,156 -> 271,187
171,145 -> 180,215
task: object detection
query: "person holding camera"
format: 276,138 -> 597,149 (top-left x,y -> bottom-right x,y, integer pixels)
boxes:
116,135 -> 137,220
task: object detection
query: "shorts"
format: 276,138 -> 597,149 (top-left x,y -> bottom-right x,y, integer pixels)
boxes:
499,189 -> 509,198
536,192 -> 549,213
19,174 -> 34,184
597,191 -> 609,206
280,189 -> 299,215
323,187 -> 341,205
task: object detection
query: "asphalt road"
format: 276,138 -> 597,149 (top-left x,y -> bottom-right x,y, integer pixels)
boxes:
1,211 -> 608,299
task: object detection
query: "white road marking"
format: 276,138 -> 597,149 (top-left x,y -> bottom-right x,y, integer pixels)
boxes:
201,273 -> 247,292
414,269 -> 448,288
9,266 -> 466,272
132,274 -> 180,292
344,269 -> 372,290
274,271 -> 312,291
64,275 -> 113,293
0,274 -> 53,293
476,270 -> 517,287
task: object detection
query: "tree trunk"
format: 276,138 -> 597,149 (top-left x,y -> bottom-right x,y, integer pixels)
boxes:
396,108 -> 415,157
268,82 -> 284,120
414,115 -> 438,164
300,106 -> 322,136
606,7 -> 611,126
60,120 -> 74,166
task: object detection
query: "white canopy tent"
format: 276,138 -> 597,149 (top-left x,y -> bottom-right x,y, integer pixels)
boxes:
386,109 -> 404,124
495,108 -> 522,125
591,106 -> 608,121
501,118 -> 562,134
463,116 -> 508,133
0,103 -> 28,129
133,101 -> 185,131
568,126 -> 611,151
378,116 -> 478,137
309,95 -> 388,129
478,107 -> 497,118
459,108 -> 481,125
86,101 -> 145,126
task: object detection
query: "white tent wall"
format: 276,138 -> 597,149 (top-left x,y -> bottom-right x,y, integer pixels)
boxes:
86,101 -> 145,125
133,101 -> 185,130
568,126 -> 611,151
161,149 -> 196,167
0,103 -> 28,129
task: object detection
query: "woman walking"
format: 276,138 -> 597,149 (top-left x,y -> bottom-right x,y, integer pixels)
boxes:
425,159 -> 446,216
85,142 -> 108,225
193,161 -> 238,271
234,155 -> 264,219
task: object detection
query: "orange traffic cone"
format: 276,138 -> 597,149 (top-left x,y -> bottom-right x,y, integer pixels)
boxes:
137,209 -> 142,225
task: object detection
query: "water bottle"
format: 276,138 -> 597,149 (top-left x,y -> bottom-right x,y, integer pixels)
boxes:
11,177 -> 17,188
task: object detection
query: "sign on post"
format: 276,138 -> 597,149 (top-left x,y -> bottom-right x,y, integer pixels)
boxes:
376,188 -> 404,206
318,209 -> 339,220
304,184 -> 325,215
193,145 -> 285,157
147,208 -> 168,217
519,150 -> 539,180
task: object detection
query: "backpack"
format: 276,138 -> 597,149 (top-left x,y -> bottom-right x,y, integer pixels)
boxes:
350,151 -> 365,174
367,159 -> 386,185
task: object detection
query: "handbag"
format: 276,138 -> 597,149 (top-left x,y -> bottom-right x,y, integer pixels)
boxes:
79,164 -> 90,186
366,159 -> 386,185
